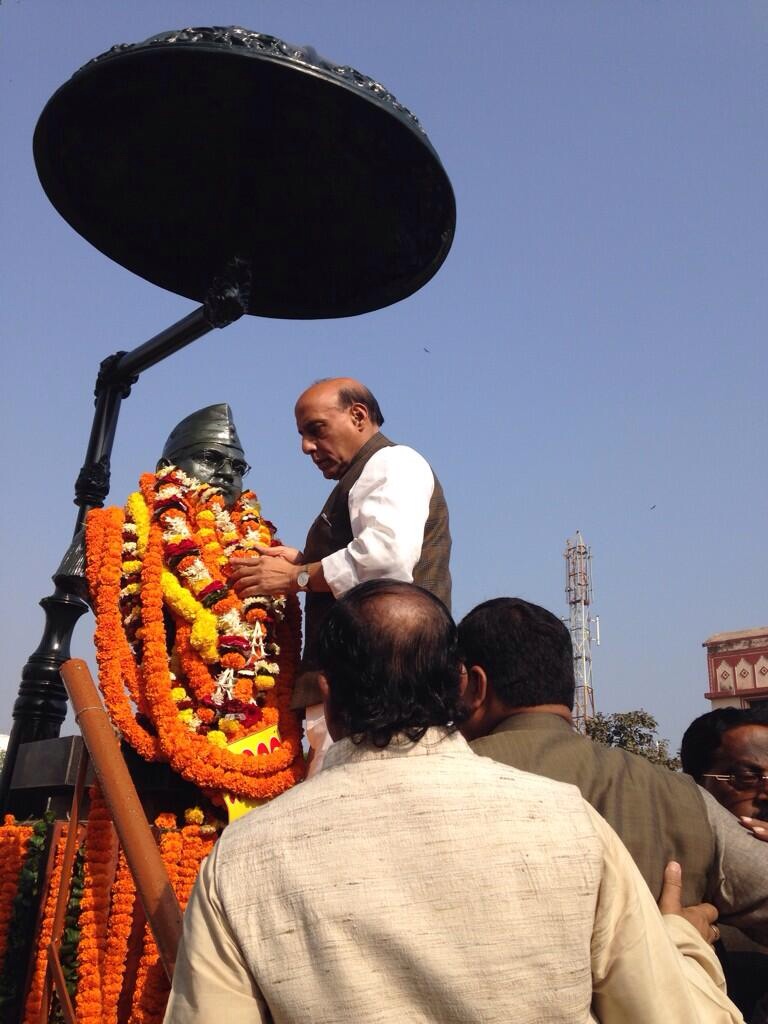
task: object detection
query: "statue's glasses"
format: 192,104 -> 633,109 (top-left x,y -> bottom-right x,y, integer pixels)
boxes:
700,769 -> 768,792
197,450 -> 251,478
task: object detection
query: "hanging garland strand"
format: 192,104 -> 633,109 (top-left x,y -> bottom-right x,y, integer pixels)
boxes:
21,823 -> 69,1024
128,814 -> 183,1024
0,816 -> 33,966
100,847 -> 137,1024
75,788 -> 117,1024
0,811 -> 54,1017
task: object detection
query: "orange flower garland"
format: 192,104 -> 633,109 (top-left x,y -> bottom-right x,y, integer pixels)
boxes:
85,466 -> 305,802
0,810 -> 222,1023
175,816 -> 217,910
21,826 -> 69,1024
101,847 -> 137,1024
85,505 -> 160,762
0,816 -> 33,965
75,788 -> 117,1024
129,815 -> 183,1024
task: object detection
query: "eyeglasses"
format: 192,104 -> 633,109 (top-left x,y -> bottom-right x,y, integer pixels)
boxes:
197,450 -> 251,478
700,769 -> 768,792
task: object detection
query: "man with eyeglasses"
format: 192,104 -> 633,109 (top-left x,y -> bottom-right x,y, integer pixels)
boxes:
157,403 -> 251,509
682,706 -> 768,1022
682,705 -> 768,836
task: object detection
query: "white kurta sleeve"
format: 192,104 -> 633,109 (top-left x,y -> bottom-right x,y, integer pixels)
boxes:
321,445 -> 434,597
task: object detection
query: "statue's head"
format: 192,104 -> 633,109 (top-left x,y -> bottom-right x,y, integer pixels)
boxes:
158,403 -> 248,508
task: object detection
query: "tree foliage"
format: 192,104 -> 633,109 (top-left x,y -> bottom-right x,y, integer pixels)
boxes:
586,710 -> 681,771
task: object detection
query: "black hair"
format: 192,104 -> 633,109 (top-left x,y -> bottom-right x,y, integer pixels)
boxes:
681,704 -> 768,780
316,579 -> 465,747
457,598 -> 575,709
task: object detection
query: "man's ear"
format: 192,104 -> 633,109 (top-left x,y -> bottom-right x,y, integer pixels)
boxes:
350,402 -> 369,429
462,665 -> 488,712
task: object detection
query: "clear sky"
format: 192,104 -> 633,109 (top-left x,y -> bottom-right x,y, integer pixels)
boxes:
1,1 -> 766,751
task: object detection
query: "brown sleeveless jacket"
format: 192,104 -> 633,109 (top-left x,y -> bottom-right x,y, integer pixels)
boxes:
292,432 -> 451,709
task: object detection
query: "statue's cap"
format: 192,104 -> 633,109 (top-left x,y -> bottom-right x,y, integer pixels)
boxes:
161,403 -> 244,461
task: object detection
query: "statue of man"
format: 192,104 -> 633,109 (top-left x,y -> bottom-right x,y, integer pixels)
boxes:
157,402 -> 250,508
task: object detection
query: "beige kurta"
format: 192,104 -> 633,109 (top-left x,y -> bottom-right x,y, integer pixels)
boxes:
164,729 -> 741,1023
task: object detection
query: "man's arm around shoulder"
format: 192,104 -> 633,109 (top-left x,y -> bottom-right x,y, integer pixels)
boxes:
585,802 -> 743,1023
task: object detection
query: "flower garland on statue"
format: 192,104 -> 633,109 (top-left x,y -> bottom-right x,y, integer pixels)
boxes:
86,466 -> 305,802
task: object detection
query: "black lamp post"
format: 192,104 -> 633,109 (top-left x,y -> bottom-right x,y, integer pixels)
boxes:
0,27 -> 455,814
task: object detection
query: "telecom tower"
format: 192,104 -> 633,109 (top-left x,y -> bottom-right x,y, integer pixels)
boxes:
564,531 -> 599,733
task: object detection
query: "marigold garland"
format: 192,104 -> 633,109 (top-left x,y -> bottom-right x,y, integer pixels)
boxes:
0,816 -> 33,965
75,787 -> 117,1024
86,466 -> 305,803
21,824 -> 69,1024
0,810 -> 222,1023
0,812 -> 54,1015
101,848 -> 136,1024
128,815 -> 184,1024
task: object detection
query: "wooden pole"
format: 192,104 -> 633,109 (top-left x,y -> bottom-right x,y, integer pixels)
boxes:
59,659 -> 182,981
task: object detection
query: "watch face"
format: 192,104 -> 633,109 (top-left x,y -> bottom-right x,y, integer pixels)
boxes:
297,570 -> 310,589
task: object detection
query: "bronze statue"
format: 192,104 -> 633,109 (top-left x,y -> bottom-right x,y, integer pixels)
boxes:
157,403 -> 249,509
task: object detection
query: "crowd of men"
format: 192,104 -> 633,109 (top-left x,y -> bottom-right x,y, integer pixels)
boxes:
157,381 -> 767,1023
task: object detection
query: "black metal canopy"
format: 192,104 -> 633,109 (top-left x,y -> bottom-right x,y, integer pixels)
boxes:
33,27 -> 456,319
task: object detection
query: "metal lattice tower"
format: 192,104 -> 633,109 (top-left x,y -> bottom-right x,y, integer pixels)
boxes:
564,531 -> 599,733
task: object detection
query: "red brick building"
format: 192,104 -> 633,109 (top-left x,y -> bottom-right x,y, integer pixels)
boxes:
704,627 -> 768,709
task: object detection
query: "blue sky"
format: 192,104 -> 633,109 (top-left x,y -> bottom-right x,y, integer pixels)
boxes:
1,1 -> 766,750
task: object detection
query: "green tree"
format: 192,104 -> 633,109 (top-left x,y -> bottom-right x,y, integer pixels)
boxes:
586,710 -> 681,771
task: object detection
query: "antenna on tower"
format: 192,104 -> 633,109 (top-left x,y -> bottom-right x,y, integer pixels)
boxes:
564,531 -> 599,733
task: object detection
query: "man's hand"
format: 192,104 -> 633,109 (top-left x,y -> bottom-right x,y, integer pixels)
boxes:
240,543 -> 303,564
658,861 -> 720,945
739,816 -> 768,841
229,553 -> 299,597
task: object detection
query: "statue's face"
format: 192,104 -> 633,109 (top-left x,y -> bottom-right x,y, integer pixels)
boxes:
171,442 -> 249,508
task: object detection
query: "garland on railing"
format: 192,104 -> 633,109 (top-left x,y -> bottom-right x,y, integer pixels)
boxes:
0,815 -> 33,965
22,824 -> 70,1024
0,807 -> 221,1024
101,847 -> 136,1024
0,811 -> 54,1016
51,843 -> 85,1024
76,788 -> 117,1024
85,467 -> 306,804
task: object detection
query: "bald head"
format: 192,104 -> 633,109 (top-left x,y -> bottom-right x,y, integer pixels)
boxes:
317,580 -> 465,747
295,378 -> 383,480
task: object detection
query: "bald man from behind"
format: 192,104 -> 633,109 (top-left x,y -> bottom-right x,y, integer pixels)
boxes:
229,378 -> 452,770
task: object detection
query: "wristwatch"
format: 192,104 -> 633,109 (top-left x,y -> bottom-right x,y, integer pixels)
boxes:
296,569 -> 311,591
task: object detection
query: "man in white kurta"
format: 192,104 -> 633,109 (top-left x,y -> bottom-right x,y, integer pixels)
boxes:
165,583 -> 741,1024
229,377 -> 451,772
